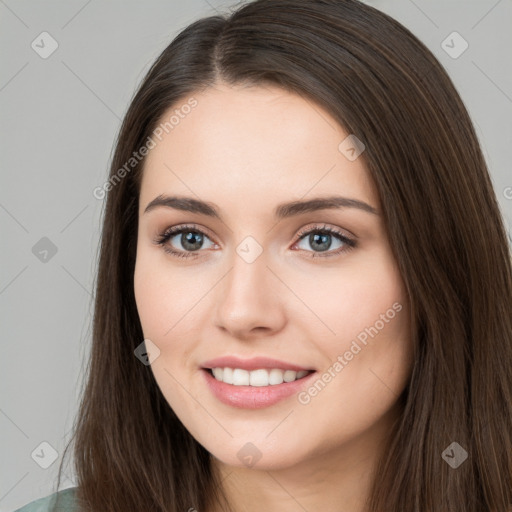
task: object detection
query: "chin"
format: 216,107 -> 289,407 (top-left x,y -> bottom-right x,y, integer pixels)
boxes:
204,436 -> 312,472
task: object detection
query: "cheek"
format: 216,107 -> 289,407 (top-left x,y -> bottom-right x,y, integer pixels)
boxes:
134,249 -> 195,336
301,250 -> 412,399
133,247 -> 186,346
134,257 -> 164,339
133,249 -> 212,372
133,255 -> 199,405
291,249 -> 407,345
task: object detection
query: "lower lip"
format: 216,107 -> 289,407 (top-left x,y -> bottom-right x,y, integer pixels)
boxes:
201,368 -> 317,409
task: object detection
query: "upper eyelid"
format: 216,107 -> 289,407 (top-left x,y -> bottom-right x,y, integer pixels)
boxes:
295,223 -> 355,240
162,223 -> 216,241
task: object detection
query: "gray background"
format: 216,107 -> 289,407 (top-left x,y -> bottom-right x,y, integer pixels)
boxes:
1,0 -> 511,509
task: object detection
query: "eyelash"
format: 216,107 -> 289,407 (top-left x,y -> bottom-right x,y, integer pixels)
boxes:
153,223 -> 357,260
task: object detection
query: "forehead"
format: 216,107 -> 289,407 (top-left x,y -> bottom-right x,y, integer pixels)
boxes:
139,83 -> 379,216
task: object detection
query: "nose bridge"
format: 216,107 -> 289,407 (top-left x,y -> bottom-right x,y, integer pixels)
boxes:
224,243 -> 271,304
222,228 -> 270,291
213,239 -> 285,336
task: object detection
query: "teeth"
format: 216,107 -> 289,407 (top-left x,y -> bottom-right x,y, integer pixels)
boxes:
210,367 -> 311,386
222,367 -> 233,384
269,368 -> 284,385
212,367 -> 224,381
284,370 -> 297,382
233,368 -> 250,385
249,369 -> 268,386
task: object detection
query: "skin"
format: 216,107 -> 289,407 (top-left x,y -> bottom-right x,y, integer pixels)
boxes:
134,82 -> 413,512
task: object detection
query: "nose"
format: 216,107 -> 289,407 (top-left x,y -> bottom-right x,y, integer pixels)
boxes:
213,250 -> 287,340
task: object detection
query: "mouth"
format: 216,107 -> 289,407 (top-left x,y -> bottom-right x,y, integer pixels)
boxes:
204,367 -> 315,387
201,366 -> 318,409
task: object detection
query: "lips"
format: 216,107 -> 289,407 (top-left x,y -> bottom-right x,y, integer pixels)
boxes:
200,355 -> 317,409
201,355 -> 314,372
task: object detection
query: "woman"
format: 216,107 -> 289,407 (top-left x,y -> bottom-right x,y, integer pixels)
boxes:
15,0 -> 512,511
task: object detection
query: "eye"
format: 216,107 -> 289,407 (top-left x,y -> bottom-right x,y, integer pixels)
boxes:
292,224 -> 356,258
153,224 -> 216,259
154,223 -> 356,260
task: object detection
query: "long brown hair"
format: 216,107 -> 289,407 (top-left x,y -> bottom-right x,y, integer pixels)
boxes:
54,0 -> 512,510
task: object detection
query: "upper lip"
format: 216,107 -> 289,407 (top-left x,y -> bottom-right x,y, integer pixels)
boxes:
201,356 -> 315,372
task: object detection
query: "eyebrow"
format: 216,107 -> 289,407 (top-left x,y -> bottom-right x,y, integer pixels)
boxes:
144,194 -> 378,219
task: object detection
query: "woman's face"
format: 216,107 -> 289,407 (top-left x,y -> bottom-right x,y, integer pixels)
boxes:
134,83 -> 413,471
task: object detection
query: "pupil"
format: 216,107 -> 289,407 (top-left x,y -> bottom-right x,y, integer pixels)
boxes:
182,231 -> 203,251
310,233 -> 331,252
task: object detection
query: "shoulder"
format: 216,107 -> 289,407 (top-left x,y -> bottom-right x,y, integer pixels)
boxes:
12,487 -> 78,512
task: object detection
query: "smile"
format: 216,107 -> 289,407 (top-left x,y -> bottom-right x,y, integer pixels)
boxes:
209,367 -> 312,386
201,367 -> 317,409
